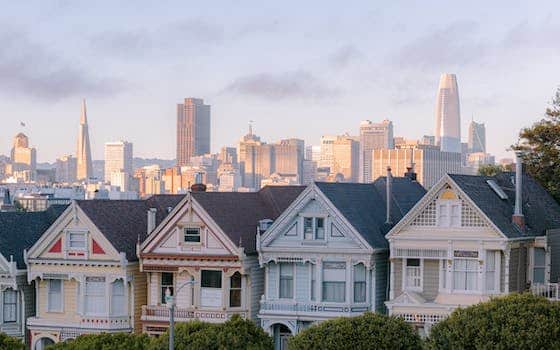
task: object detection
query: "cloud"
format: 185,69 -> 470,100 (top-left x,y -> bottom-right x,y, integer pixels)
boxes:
328,45 -> 363,68
224,71 -> 340,100
0,27 -> 122,100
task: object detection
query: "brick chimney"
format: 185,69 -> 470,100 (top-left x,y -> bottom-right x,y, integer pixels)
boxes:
512,152 -> 525,230
190,172 -> 207,192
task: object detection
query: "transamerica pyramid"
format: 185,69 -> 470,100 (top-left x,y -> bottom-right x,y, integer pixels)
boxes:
76,99 -> 93,181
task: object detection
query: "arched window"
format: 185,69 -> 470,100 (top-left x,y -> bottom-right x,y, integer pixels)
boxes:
229,272 -> 242,307
111,279 -> 126,316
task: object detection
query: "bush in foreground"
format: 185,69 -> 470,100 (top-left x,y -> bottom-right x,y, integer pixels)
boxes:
288,312 -> 421,350
426,293 -> 560,349
47,332 -> 151,350
0,332 -> 25,350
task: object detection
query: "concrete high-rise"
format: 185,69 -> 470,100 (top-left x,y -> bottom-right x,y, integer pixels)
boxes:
468,120 -> 486,153
359,119 -> 394,182
55,155 -> 77,183
104,141 -> 133,182
332,136 -> 359,182
434,74 -> 461,153
76,99 -> 93,181
273,138 -> 305,182
10,132 -> 37,181
176,98 -> 211,166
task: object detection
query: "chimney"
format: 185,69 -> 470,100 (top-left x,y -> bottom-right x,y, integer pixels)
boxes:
190,172 -> 207,192
404,164 -> 417,181
512,152 -> 525,230
386,166 -> 392,224
147,208 -> 157,234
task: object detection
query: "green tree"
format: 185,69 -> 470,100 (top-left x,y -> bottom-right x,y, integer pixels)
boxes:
477,164 -> 503,176
288,312 -> 421,350
426,293 -> 560,350
514,87 -> 560,203
46,332 -> 151,350
0,333 -> 25,350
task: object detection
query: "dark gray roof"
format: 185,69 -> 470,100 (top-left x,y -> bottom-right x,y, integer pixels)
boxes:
191,186 -> 306,254
316,178 -> 426,249
0,205 -> 68,269
77,195 -> 184,261
449,173 -> 560,238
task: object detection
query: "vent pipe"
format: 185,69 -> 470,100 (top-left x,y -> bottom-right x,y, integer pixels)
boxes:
512,152 -> 525,230
386,166 -> 392,224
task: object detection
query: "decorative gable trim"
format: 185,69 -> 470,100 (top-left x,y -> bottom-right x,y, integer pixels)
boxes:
48,238 -> 62,253
92,239 -> 106,254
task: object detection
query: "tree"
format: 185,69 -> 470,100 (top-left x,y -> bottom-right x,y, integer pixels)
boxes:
514,87 -> 560,203
46,333 -> 151,350
477,164 -> 503,176
0,333 -> 25,350
426,293 -> 560,350
288,312 -> 421,350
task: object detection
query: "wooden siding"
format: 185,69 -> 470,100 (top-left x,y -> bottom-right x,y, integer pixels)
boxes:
393,258 -> 402,297
374,251 -> 388,313
295,263 -> 308,301
244,255 -> 264,322
422,259 -> 439,301
548,229 -> 560,283
38,279 -> 79,322
509,246 -> 528,293
129,264 -> 146,334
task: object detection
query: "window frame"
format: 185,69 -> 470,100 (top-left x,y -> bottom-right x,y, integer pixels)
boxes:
110,279 -> 126,316
485,250 -> 501,293
452,258 -> 479,293
160,272 -> 174,305
403,258 -> 423,292
279,263 -> 294,299
353,263 -> 367,303
531,247 -> 546,285
229,272 -> 242,308
2,289 -> 17,323
66,230 -> 87,251
200,269 -> 223,308
47,279 -> 63,313
436,200 -> 462,228
183,227 -> 201,244
322,261 -> 346,303
84,276 -> 107,316
302,216 -> 327,240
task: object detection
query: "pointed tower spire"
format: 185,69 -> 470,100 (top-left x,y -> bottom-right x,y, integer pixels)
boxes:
76,99 -> 93,181
80,99 -> 88,124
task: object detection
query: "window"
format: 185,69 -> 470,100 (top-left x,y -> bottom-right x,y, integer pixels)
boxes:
201,270 -> 222,308
405,259 -> 422,290
450,204 -> 460,227
229,272 -> 242,307
310,264 -> 316,301
437,202 -> 461,227
485,251 -> 498,292
3,289 -> 17,322
303,217 -> 326,240
111,280 -> 126,316
440,260 -> 448,290
453,259 -> 478,291
279,263 -> 293,299
322,262 -> 346,302
354,264 -> 366,303
437,204 -> 449,227
85,277 -> 106,315
184,227 -> 201,243
68,232 -> 86,249
48,280 -> 62,312
160,273 -> 174,304
533,248 -> 546,284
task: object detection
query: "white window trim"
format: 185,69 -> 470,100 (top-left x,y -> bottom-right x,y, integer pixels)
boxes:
84,276 -> 108,317
178,225 -> 203,246
47,279 -> 64,313
301,215 -> 328,241
436,200 -> 462,228
450,258 -> 480,294
321,261 -> 347,303
278,263 -> 295,300
200,269 -> 224,309
309,263 -> 316,301
439,259 -> 449,292
402,258 -> 423,292
228,272 -> 243,309
484,250 -> 501,294
110,279 -> 127,316
65,229 -> 88,251
1,289 -> 19,323
352,263 -> 367,304
528,246 -> 547,285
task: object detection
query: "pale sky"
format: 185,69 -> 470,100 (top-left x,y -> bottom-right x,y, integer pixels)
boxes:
0,0 -> 559,162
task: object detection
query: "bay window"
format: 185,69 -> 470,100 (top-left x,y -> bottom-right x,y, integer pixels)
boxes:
111,279 -> 126,316
85,277 -> 106,315
160,272 -> 174,304
229,272 -> 241,307
405,259 -> 422,290
453,259 -> 478,291
47,280 -> 62,312
322,262 -> 346,302
533,248 -> 546,284
279,263 -> 293,299
201,270 -> 222,308
3,289 -> 17,322
353,264 -> 366,303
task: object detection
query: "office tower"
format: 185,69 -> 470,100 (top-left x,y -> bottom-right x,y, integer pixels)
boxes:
332,136 -> 359,182
468,120 -> 486,153
435,73 -> 461,153
10,132 -> 37,181
238,127 -> 266,189
305,145 -> 321,162
55,155 -> 77,183
176,98 -> 211,166
319,135 -> 337,169
302,160 -> 317,185
371,144 -> 462,188
134,165 -> 164,197
421,135 -> 435,146
274,138 -> 304,182
219,147 -> 238,165
76,99 -> 93,181
104,141 -> 133,182
359,119 -> 394,182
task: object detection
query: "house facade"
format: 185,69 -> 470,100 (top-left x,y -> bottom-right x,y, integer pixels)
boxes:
257,177 -> 426,349
139,186 -> 304,336
385,171 -> 560,335
0,206 -> 66,345
25,196 -> 182,350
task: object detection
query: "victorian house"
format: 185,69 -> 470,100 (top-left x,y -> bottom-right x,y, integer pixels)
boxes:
385,166 -> 560,335
0,205 -> 66,345
25,196 -> 182,350
257,174 -> 426,349
139,186 -> 304,336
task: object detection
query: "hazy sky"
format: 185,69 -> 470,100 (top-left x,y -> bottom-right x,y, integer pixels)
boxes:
1,0 -> 559,162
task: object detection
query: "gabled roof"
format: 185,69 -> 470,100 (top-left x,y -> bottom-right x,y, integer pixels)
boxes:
449,173 -> 560,238
76,195 -> 184,261
315,178 -> 426,249
191,186 -> 306,254
0,205 -> 68,269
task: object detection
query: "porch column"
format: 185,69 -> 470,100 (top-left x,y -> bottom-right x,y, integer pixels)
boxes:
389,259 -> 395,300
316,258 -> 323,302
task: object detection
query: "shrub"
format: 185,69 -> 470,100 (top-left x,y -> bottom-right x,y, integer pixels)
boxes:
149,314 -> 273,350
426,293 -> 560,349
288,312 -> 421,350
0,332 -> 25,350
47,332 -> 151,350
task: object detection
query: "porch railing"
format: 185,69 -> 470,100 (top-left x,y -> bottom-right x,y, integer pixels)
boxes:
141,305 -> 247,322
531,283 -> 560,300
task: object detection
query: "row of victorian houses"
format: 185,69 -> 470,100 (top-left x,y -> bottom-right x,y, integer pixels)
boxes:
1,161 -> 559,350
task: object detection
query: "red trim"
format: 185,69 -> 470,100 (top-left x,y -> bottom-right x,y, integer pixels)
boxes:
48,238 -> 62,253
92,239 -> 106,254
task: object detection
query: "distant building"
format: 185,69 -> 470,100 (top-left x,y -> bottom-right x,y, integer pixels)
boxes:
238,126 -> 265,189
218,147 -> 238,165
468,120 -> 486,153
305,145 -> 321,162
55,155 -> 77,183
319,135 -> 337,169
177,98 -> 211,166
260,173 -> 299,187
332,136 -> 359,182
359,119 -> 394,182
218,165 -> 242,192
434,74 -> 461,153
134,165 -> 164,197
421,135 -> 435,146
104,141 -> 133,184
274,139 -> 304,184
302,160 -> 317,185
467,152 -> 495,169
10,132 -> 36,181
76,99 -> 93,181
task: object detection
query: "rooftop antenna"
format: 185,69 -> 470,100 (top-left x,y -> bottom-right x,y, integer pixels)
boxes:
248,120 -> 255,135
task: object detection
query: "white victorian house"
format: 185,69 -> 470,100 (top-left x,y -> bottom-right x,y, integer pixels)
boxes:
385,168 -> 560,335
257,175 -> 426,349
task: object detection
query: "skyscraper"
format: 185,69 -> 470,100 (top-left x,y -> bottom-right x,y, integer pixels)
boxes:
104,141 -> 133,182
468,120 -> 486,153
55,155 -> 77,183
332,136 -> 359,182
176,98 -> 211,166
76,99 -> 93,181
10,132 -> 36,181
273,138 -> 305,182
359,119 -> 394,182
434,73 -> 461,153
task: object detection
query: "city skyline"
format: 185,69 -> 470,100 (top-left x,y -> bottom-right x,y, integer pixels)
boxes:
1,1 -> 559,162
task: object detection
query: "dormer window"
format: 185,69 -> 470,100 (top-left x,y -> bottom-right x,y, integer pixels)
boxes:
67,232 -> 86,250
184,227 -> 201,243
436,189 -> 461,227
303,217 -> 325,240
